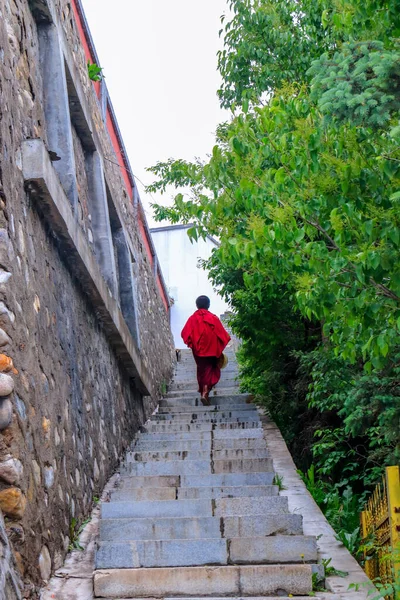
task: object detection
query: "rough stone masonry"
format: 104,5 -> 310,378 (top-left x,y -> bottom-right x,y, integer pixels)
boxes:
0,0 -> 175,595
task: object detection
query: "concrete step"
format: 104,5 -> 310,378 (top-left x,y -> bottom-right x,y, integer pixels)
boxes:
127,448 -> 269,462
158,403 -> 255,412
123,459 -> 213,476
213,437 -> 266,450
144,422 -> 262,433
101,498 -> 213,519
133,437 -> 266,452
214,496 -> 288,516
101,496 -> 287,520
123,457 -> 273,476
152,411 -> 259,421
161,396 -> 246,407
180,472 -> 275,487
110,486 -> 177,501
114,475 -> 180,488
136,428 -> 264,442
94,564 -> 313,598
112,485 -> 278,502
177,484 -> 278,500
133,439 -> 212,452
96,535 -> 317,569
169,380 -> 239,391
165,393 -> 248,403
117,472 -> 275,490
100,513 -> 304,542
173,368 -> 239,376
165,387 -> 241,398
161,597 -> 319,600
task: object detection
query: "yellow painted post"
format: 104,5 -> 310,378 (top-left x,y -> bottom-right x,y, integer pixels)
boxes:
386,466 -> 400,594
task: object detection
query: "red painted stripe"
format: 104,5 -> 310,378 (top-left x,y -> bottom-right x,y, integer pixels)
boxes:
105,108 -> 133,196
138,217 -> 154,267
70,0 -> 100,98
157,275 -> 169,311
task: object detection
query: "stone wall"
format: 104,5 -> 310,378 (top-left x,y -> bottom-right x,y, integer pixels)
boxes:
0,0 -> 175,595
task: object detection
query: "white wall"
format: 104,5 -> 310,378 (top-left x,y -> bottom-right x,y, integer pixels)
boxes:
152,228 -> 229,348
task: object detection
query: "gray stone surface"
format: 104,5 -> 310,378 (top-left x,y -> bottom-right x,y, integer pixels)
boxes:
1,0 -> 174,586
94,565 -> 313,598
213,457 -> 273,474
229,535 -> 318,563
214,496 -> 288,516
159,403 -> 255,412
177,485 -> 278,500
138,431 -> 212,441
127,449 -> 212,462
100,516 -> 221,541
0,508 -> 23,599
101,498 -> 212,519
110,487 -> 177,501
96,539 -> 228,568
124,459 -> 212,476
127,448 -> 268,462
115,475 -> 180,488
223,514 -> 304,538
134,439 -> 211,451
181,472 -> 275,487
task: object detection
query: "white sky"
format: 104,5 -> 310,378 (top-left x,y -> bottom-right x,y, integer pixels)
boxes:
81,0 -> 230,226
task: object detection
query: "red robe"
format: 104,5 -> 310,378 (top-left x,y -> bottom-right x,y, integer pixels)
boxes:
181,309 -> 231,393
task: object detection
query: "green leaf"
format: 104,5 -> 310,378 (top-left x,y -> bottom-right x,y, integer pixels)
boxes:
274,167 -> 286,184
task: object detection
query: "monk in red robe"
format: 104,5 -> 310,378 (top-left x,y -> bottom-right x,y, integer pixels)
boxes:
181,296 -> 231,405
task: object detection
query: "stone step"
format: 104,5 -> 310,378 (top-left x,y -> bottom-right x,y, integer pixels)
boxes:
177,484 -> 278,500
133,437 -> 266,452
165,387 -> 241,398
173,368 -> 239,376
151,416 -> 260,425
136,428 -> 264,442
164,597 -> 319,600
161,396 -> 246,407
101,498 -> 213,519
117,472 -> 274,490
166,393 -> 248,403
101,496 -> 287,520
169,380 -> 239,391
180,472 -> 275,487
213,428 -> 265,439
96,535 -> 317,569
214,496 -> 288,516
111,485 -> 278,502
158,403 -> 255,412
213,437 -> 266,450
137,431 -> 212,442
110,487 -> 177,501
127,448 -> 269,462
152,411 -> 259,421
173,373 -> 239,381
114,475 -> 180,489
100,513 -> 303,542
123,457 -> 273,476
94,564 -> 313,598
162,596 -> 318,600
144,422 -> 262,432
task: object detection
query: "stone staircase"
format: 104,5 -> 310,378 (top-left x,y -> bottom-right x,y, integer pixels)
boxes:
93,348 -> 320,599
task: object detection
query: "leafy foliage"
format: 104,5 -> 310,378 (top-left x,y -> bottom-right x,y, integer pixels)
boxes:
87,61 -> 104,82
308,41 -> 400,127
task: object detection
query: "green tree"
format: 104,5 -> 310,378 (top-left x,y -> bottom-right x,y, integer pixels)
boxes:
147,0 -> 400,516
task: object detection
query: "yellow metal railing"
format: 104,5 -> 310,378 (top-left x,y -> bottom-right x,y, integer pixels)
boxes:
361,466 -> 400,599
